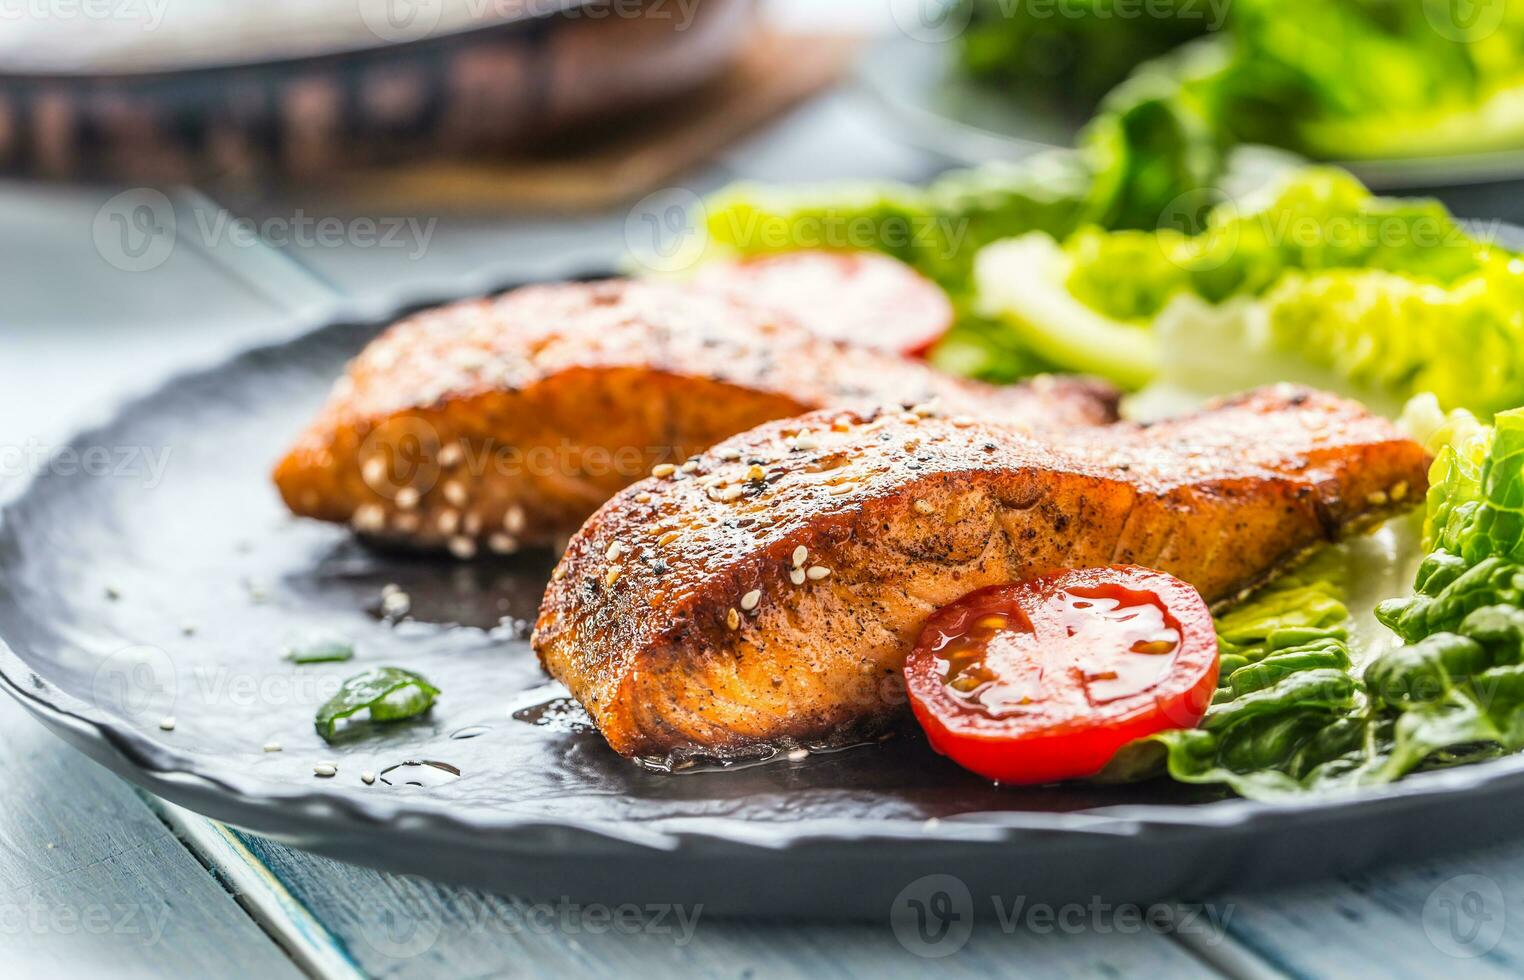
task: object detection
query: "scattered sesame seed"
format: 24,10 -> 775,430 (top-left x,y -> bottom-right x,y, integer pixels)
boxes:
314,763 -> 338,778
438,443 -> 464,467
741,589 -> 762,612
911,400 -> 940,418
604,566 -> 622,587
381,587 -> 411,618
361,771 -> 377,785
681,460 -> 700,474
263,741 -> 283,753
158,716 -> 176,732
831,418 -> 852,433
504,505 -> 527,535
1366,490 -> 1389,506
395,486 -> 420,510
726,608 -> 740,630
827,484 -> 855,496
552,566 -> 567,582
361,457 -> 388,486
443,481 -> 468,507
789,569 -> 807,586
352,503 -> 386,532
635,492 -> 653,503
787,748 -> 809,763
659,530 -> 681,546
488,533 -> 518,554
448,536 -> 477,560
914,500 -> 936,515
792,546 -> 808,568
951,415 -> 975,428
437,510 -> 461,535
806,566 -> 832,581
791,433 -> 818,451
651,463 -> 677,478
746,464 -> 766,482
1391,481 -> 1409,502
719,447 -> 742,461
714,486 -> 745,503
606,541 -> 624,560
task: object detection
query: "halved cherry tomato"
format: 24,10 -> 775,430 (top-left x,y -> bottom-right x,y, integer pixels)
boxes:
693,250 -> 955,357
904,567 -> 1219,785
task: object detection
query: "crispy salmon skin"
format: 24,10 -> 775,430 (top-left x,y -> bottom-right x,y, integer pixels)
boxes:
533,385 -> 1430,761
274,280 -> 1119,555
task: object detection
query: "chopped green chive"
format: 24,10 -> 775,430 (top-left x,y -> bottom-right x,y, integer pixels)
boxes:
315,667 -> 440,742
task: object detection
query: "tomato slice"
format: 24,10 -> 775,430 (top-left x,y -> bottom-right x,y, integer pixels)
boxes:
693,250 -> 954,357
904,567 -> 1219,785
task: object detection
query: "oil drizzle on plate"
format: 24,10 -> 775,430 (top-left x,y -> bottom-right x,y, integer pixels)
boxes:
511,697 -> 595,734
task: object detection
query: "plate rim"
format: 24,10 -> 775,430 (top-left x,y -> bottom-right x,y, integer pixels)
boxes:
8,254 -> 1524,860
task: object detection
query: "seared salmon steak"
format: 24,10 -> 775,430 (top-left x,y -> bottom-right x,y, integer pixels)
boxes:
532,386 -> 1430,761
274,280 -> 1119,555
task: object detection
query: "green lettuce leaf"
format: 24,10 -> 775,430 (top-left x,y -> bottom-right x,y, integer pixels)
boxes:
979,167 -> 1508,403
1113,408 -> 1524,800
955,0 -> 1218,115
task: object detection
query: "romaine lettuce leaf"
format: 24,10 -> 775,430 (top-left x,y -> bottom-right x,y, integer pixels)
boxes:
956,0 -> 1218,116
973,234 -> 1160,390
977,167 -> 1509,404
1115,407 -> 1524,800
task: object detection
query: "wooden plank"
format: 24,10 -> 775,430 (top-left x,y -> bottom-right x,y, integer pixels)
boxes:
1222,841 -> 1524,978
0,700 -> 305,980
231,832 -> 1227,980
151,802 -> 365,980
0,181 -> 319,978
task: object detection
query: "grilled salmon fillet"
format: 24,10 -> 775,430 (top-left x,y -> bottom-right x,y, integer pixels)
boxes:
274,280 -> 1119,555
533,385 -> 1430,761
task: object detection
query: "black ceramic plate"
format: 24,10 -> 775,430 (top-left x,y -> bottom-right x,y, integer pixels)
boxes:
857,34 -> 1524,192
9,285 -> 1524,920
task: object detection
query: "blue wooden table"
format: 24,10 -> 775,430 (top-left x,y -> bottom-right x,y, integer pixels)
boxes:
5,57 -> 1524,980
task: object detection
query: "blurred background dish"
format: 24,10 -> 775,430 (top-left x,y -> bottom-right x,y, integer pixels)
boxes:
861,0 -> 1524,193
0,0 -> 766,186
